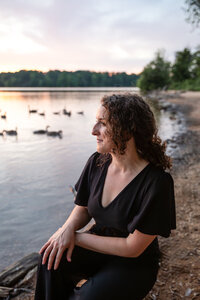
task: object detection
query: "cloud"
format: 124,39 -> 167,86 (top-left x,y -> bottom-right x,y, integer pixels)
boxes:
0,0 -> 199,73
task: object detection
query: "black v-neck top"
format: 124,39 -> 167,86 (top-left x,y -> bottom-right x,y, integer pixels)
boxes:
74,152 -> 176,262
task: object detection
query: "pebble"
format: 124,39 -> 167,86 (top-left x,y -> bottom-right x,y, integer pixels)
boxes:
185,288 -> 192,297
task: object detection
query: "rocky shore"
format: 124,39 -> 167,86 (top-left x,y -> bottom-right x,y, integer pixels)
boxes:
146,91 -> 200,299
1,91 -> 200,300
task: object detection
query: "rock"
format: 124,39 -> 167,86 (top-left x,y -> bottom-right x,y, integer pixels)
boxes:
185,287 -> 192,297
0,286 -> 13,298
0,253 -> 39,287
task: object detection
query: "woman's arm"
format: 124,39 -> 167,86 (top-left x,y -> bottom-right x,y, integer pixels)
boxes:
40,205 -> 91,270
62,205 -> 91,232
75,229 -> 156,257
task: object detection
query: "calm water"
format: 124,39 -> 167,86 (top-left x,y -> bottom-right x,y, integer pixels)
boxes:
0,88 -> 182,270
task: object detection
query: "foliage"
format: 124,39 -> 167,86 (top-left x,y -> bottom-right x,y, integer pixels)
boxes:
170,47 -> 200,91
137,51 -> 171,92
171,48 -> 193,82
191,49 -> 200,78
137,47 -> 200,92
0,70 -> 139,87
184,0 -> 200,27
170,77 -> 200,91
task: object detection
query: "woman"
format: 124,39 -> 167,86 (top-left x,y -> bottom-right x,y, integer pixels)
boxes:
35,93 -> 176,300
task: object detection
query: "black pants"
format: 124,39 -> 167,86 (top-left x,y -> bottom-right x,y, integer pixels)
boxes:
34,246 -> 158,300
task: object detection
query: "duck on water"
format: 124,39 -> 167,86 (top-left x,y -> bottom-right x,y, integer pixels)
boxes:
3,127 -> 18,136
33,126 -> 50,134
33,126 -> 62,137
28,105 -> 37,113
47,129 -> 63,138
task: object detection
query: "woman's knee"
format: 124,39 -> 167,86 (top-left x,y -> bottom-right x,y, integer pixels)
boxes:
37,251 -> 66,274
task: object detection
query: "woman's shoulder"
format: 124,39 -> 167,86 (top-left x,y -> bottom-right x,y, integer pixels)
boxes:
86,151 -> 101,164
83,151 -> 101,172
147,163 -> 174,184
87,152 -> 111,166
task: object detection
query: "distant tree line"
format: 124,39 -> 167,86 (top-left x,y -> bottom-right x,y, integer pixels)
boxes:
137,47 -> 200,92
0,70 -> 139,87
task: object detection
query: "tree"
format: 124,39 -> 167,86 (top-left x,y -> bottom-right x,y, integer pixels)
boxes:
137,51 -> 171,92
184,0 -> 200,27
191,48 -> 200,77
0,70 -> 140,87
171,48 -> 193,82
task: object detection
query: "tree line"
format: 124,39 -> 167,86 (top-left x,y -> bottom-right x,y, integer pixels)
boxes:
137,47 -> 200,92
0,70 -> 139,87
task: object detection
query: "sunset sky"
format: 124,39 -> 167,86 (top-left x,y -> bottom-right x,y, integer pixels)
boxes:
0,0 -> 199,74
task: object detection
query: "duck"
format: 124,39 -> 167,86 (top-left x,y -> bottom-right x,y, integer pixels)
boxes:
28,105 -> 37,113
38,111 -> 45,116
4,127 -> 18,136
47,129 -> 63,138
33,125 -> 50,134
1,112 -> 7,119
53,111 -> 60,115
63,108 -> 71,116
66,111 -> 71,116
77,111 -> 84,115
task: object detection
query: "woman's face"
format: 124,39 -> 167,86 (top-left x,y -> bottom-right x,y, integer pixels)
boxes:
92,105 -> 115,154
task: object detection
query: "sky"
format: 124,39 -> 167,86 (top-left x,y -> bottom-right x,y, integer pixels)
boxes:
0,0 -> 199,74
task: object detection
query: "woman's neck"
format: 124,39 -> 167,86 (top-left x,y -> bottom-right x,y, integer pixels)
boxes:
110,138 -> 149,173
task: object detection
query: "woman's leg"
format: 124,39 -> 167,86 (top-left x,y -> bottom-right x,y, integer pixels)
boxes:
34,246 -> 114,300
34,251 -> 74,300
69,257 -> 159,300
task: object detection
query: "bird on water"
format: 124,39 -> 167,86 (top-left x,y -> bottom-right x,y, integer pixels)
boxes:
38,111 -> 45,116
1,112 -> 7,119
28,105 -> 37,113
77,111 -> 84,115
4,127 -> 18,136
47,129 -> 63,138
33,126 -> 50,134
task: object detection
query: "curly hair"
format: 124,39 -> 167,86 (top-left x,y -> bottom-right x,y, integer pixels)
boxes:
101,93 -> 172,170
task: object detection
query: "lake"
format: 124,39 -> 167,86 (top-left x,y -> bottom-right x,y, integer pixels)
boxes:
0,87 -> 182,271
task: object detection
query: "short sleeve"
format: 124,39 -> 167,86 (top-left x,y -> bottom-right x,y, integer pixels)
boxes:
74,152 -> 98,206
127,172 -> 176,238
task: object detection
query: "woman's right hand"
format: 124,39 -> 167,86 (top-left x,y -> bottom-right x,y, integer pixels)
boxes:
39,225 -> 75,270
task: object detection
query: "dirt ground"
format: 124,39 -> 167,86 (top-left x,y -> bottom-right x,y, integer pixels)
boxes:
146,91 -> 200,300
8,91 -> 200,300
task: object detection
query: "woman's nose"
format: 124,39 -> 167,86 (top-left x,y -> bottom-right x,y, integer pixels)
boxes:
92,123 -> 99,135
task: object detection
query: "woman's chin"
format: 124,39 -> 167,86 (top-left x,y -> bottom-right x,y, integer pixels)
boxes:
96,146 -> 112,155
96,148 -> 104,154
96,145 -> 106,154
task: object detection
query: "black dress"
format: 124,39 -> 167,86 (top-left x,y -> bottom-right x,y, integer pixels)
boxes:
35,152 -> 176,300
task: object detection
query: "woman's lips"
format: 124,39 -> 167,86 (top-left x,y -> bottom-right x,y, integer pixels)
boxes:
97,139 -> 103,143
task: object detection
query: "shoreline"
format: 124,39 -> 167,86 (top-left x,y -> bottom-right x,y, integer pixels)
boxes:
1,91 -> 200,299
146,91 -> 200,299
0,87 -> 139,92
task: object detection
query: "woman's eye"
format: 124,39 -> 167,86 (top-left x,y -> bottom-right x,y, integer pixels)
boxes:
95,120 -> 106,126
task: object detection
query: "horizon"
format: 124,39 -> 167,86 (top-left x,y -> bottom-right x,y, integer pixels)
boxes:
0,69 -> 140,75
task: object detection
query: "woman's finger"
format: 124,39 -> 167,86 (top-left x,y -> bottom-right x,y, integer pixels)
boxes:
39,240 -> 51,254
42,244 -> 53,265
66,242 -> 74,262
54,248 -> 65,270
47,247 -> 58,270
